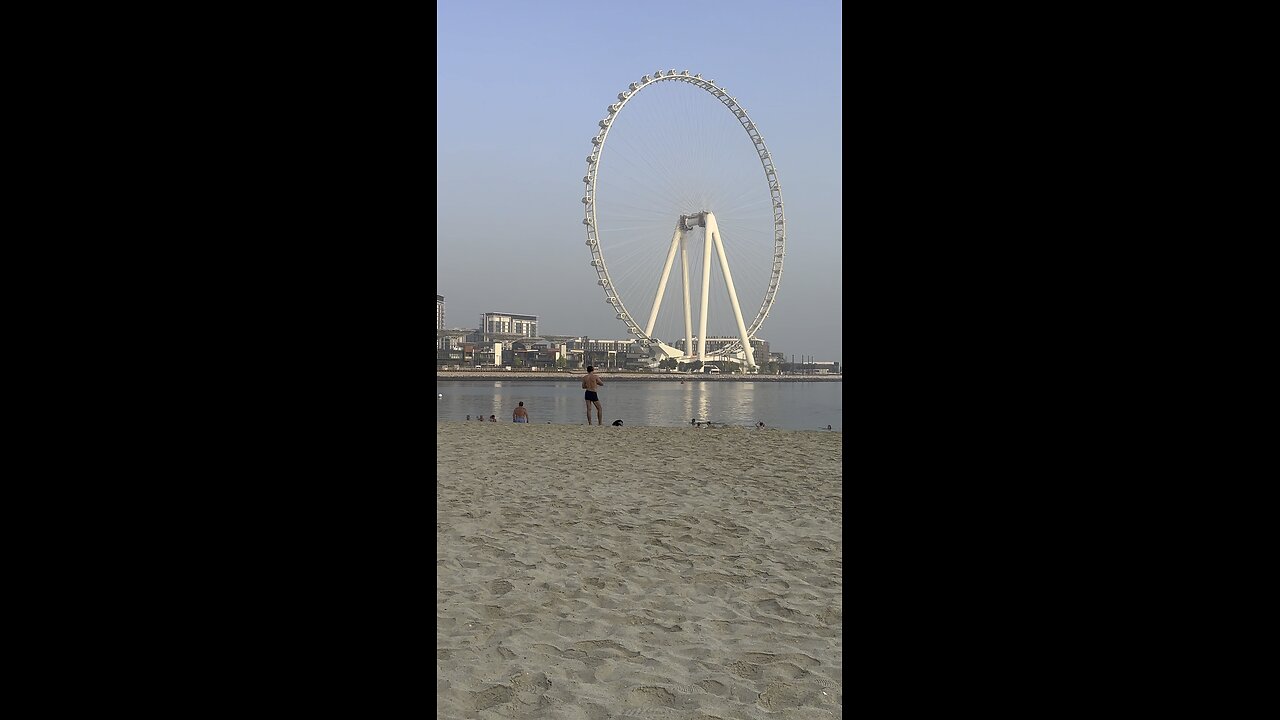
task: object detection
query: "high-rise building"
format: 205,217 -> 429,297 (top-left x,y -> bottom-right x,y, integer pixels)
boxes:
437,295 -> 446,349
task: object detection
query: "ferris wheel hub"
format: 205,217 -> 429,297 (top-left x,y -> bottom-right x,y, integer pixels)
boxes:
680,211 -> 709,231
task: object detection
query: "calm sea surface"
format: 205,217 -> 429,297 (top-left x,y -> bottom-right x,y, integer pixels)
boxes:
436,380 -> 842,431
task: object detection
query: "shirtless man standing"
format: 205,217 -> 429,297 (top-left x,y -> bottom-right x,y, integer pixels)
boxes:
581,365 -> 605,425
513,401 -> 530,423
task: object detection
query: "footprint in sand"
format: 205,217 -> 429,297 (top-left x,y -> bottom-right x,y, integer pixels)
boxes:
573,639 -> 641,658
756,681 -> 826,711
741,651 -> 820,668
725,660 -> 762,679
763,662 -> 810,680
470,684 -> 514,711
817,606 -> 843,626
696,678 -> 729,696
754,599 -> 808,622
510,671 -> 551,691
626,685 -> 677,707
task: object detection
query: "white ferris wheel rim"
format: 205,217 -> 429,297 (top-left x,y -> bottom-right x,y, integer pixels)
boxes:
582,69 -> 785,352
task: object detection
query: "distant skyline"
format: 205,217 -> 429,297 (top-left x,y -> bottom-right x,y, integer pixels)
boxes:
437,0 -> 842,363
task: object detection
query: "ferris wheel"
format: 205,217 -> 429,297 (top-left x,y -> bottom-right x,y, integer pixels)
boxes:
582,69 -> 785,369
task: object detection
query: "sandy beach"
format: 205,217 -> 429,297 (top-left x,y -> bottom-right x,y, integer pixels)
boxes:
437,422 -> 843,719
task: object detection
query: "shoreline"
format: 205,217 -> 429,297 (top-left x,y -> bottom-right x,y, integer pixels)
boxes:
436,371 -> 841,382
440,417 -> 839,427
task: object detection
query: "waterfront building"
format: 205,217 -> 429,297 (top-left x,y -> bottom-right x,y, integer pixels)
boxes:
462,312 -> 538,367
576,337 -> 643,370
481,312 -> 538,340
780,359 -> 841,374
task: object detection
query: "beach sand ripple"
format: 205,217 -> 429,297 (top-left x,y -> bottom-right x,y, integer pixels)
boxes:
438,422 -> 842,719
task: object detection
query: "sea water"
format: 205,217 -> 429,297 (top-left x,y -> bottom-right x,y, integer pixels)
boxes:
436,380 -> 841,431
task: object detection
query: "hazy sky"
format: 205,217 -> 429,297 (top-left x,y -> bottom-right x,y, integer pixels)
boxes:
437,0 -> 842,363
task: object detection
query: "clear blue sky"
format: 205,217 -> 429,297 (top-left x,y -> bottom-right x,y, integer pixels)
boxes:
437,0 -> 842,364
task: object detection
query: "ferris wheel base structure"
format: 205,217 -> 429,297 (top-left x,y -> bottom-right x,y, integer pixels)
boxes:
650,341 -> 756,368
639,211 -> 756,369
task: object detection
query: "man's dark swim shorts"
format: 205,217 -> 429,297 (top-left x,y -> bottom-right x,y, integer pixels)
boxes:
584,391 -> 599,401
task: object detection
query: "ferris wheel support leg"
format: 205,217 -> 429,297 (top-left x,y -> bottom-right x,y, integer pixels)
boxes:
681,235 -> 694,359
707,213 -> 757,369
644,225 -> 684,338
698,217 -> 714,362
